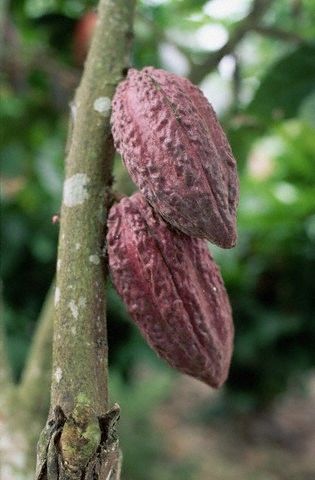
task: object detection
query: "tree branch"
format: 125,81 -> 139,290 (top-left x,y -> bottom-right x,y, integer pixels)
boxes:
189,0 -> 274,84
138,11 -> 195,71
19,284 -> 54,404
0,283 -> 13,392
0,285 -> 54,479
35,1 -> 136,478
252,25 -> 307,44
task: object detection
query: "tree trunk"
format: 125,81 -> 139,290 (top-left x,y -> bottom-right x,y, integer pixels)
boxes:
35,1 -> 135,478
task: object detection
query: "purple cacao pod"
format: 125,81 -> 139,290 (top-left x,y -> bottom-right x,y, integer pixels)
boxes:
111,66 -> 239,248
107,192 -> 234,388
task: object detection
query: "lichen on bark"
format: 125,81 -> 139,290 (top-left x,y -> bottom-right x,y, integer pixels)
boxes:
35,1 -> 136,478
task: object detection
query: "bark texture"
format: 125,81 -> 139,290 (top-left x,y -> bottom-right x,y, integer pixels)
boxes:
35,1 -> 135,478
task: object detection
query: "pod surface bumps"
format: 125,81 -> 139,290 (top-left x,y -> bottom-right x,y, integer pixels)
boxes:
107,192 -> 234,387
111,66 -> 239,248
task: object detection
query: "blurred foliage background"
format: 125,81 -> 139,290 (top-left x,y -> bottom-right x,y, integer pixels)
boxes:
1,0 -> 315,478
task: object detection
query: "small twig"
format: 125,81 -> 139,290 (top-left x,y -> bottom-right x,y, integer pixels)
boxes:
0,285 -> 55,478
138,11 -> 195,70
0,282 -> 13,392
189,0 -> 274,84
0,284 -> 52,477
18,283 -> 54,417
231,53 -> 241,110
252,25 -> 307,44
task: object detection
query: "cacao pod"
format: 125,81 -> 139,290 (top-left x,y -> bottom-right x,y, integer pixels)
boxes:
111,67 -> 239,248
73,11 -> 97,66
107,192 -> 234,387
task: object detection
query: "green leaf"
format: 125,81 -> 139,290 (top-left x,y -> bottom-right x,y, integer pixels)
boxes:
248,44 -> 315,121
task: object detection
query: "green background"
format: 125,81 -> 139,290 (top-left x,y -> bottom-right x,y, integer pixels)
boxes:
2,0 -> 315,478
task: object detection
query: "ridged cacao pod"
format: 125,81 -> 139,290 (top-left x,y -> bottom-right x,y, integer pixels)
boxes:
111,67 -> 239,248
107,192 -> 234,387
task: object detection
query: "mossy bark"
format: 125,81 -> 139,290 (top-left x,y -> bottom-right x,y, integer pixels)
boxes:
35,1 -> 135,478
